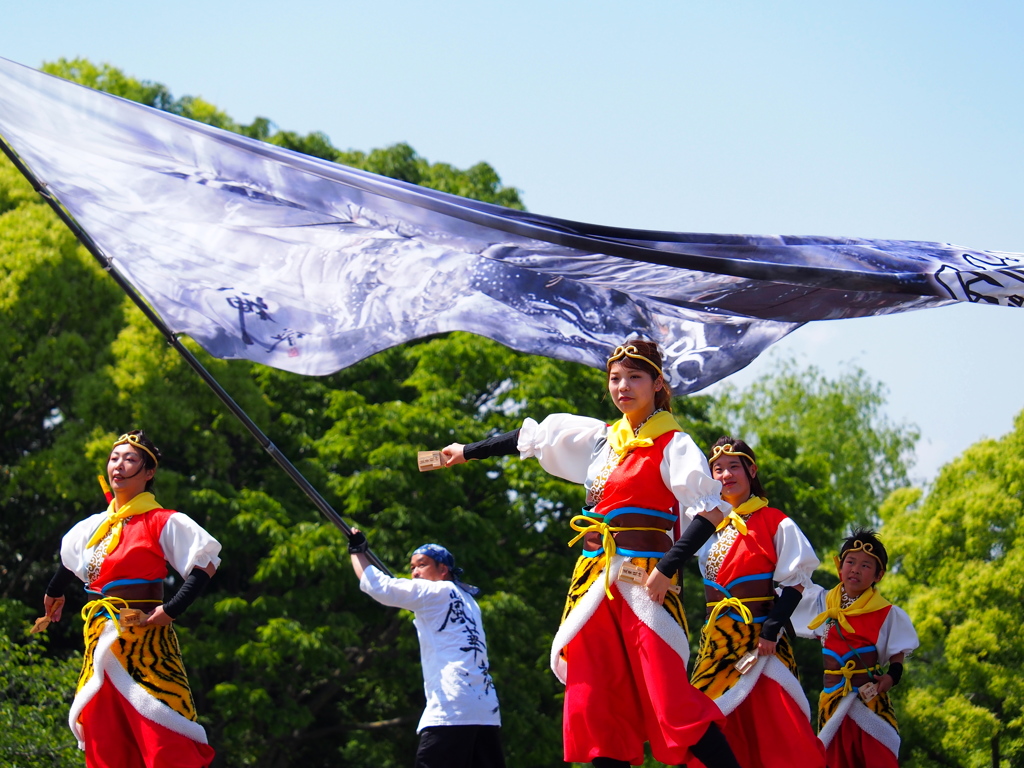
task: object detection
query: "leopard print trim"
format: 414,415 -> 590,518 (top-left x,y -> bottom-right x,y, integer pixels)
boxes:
85,526 -> 115,585
586,449 -> 622,507
704,513 -> 753,583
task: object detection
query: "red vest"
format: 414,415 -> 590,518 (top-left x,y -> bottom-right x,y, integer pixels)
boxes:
90,509 -> 176,592
712,506 -> 788,586
823,604 -> 892,655
596,431 -> 679,517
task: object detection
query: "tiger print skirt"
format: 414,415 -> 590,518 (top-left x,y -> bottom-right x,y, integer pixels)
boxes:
560,554 -> 687,633
69,606 -> 210,749
818,685 -> 898,735
690,618 -> 799,700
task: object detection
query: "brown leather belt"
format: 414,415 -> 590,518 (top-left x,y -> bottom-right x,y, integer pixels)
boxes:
576,508 -> 676,555
102,582 -> 164,610
582,529 -> 673,554
704,579 -> 775,619
823,649 -> 880,690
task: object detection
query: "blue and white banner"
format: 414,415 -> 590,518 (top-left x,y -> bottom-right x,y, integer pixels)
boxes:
1,57 -> 1021,393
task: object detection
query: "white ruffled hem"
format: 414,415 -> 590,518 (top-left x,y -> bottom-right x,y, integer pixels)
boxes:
818,692 -> 900,758
517,417 -> 542,458
68,621 -> 209,750
710,653 -> 812,720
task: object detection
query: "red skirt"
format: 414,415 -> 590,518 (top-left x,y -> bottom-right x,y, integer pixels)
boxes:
825,715 -> 898,768
81,682 -> 215,768
562,583 -> 724,765
690,674 -> 826,768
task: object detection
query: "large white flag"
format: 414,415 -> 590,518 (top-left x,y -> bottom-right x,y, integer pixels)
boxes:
1,57 -> 1021,393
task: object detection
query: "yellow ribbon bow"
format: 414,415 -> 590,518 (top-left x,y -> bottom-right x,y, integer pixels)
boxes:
825,659 -> 867,697
716,496 -> 769,534
81,596 -> 131,637
706,596 -> 756,626
606,411 -> 681,457
807,584 -> 891,635
568,514 -> 667,600
85,492 -> 162,554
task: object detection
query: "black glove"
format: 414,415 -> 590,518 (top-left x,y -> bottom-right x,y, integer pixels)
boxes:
760,585 -> 803,642
348,530 -> 369,554
45,564 -> 75,598
655,515 -> 716,579
464,429 -> 521,460
163,568 -> 212,619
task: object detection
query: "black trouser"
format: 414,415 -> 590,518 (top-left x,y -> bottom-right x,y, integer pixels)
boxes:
415,725 -> 505,768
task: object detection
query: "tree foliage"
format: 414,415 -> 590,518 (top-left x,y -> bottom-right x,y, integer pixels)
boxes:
0,59 -> 939,768
880,411 -> 1024,768
0,599 -> 81,768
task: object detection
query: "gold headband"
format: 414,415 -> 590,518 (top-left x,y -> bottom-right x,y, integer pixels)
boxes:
607,344 -> 663,376
836,539 -> 884,570
708,443 -> 755,467
112,433 -> 159,467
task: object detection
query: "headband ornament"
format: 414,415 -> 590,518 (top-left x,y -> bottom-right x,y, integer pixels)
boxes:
835,539 -> 885,571
112,433 -> 159,467
708,443 -> 755,467
607,344 -> 663,376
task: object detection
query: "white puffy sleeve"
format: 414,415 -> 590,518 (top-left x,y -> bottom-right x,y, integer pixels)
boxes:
660,432 -> 728,520
877,605 -> 919,662
360,565 -> 435,610
517,413 -> 607,484
772,517 -> 820,589
60,512 -> 107,582
158,513 -> 222,578
790,583 -> 828,639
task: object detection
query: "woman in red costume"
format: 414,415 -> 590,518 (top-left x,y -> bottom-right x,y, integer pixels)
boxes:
42,430 -> 221,768
440,340 -> 740,768
649,437 -> 826,768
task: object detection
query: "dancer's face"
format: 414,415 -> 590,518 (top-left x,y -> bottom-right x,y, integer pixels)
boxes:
107,444 -> 154,504
711,455 -> 754,506
840,550 -> 882,597
607,361 -> 661,422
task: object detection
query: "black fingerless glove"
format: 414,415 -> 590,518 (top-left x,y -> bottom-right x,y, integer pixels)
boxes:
45,565 -> 74,598
464,429 -> 521,460
162,568 -> 212,619
887,661 -> 904,686
760,585 -> 803,642
655,515 -> 716,579
348,530 -> 369,554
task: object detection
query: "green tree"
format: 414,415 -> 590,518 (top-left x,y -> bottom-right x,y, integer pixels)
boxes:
880,410 -> 1024,768
0,599 -> 81,768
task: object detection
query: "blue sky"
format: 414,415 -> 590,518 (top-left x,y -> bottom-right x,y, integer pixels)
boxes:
3,0 -> 1023,481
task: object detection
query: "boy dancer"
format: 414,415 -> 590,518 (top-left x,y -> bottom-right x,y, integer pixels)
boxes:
794,529 -> 919,767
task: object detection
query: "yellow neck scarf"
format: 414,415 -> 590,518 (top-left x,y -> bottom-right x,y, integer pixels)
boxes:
808,584 -> 890,634
607,411 -> 681,457
716,496 -> 768,535
85,492 -> 162,554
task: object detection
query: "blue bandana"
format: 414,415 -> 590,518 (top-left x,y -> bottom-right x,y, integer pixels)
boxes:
413,543 -> 479,595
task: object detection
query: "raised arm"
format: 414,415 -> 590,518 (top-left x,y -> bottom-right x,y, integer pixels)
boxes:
443,429 -> 522,467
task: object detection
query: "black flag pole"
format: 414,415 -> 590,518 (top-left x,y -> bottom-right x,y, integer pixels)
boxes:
0,135 -> 393,577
